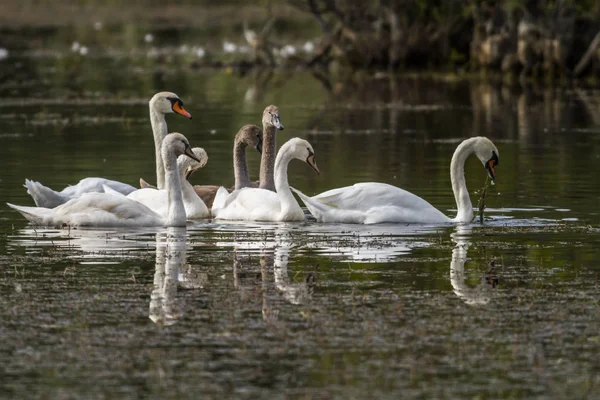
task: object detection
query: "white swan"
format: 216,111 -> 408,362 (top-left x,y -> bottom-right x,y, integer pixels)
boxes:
292,136 -> 499,224
213,137 -> 319,222
139,108 -> 272,208
24,92 -> 191,208
7,133 -> 200,227
108,148 -> 210,220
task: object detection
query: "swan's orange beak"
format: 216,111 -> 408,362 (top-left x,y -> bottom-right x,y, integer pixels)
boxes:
307,154 -> 320,175
173,102 -> 192,119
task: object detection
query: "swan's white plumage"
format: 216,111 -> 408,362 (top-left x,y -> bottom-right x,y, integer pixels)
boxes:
8,133 -> 198,227
293,136 -> 499,225
8,192 -> 162,227
215,188 -> 297,221
24,178 -> 136,209
213,137 -> 318,222
292,183 -> 449,224
125,148 -> 209,219
23,91 -> 190,208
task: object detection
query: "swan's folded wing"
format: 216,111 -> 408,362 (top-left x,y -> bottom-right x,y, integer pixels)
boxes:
58,193 -> 161,225
312,183 -> 400,210
126,188 -> 169,217
10,193 -> 162,227
215,188 -> 280,220
61,177 -> 137,197
236,188 -> 280,213
211,186 -> 232,214
313,182 -> 436,211
102,185 -> 127,197
24,179 -> 69,208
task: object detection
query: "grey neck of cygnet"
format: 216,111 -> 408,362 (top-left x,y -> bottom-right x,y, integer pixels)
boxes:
150,106 -> 168,190
233,140 -> 251,190
259,124 -> 277,191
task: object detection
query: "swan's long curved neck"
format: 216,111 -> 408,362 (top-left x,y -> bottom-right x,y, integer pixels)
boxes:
450,139 -> 476,223
163,148 -> 186,226
273,149 -> 300,216
233,141 -> 251,190
150,106 -> 168,190
179,166 -> 199,207
259,124 -> 276,191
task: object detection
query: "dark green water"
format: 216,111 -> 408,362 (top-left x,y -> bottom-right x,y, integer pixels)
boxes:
1,53 -> 600,398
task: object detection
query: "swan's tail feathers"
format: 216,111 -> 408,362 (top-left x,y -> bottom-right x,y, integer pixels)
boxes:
139,178 -> 157,189
211,186 -> 230,215
290,187 -> 327,220
102,184 -> 126,197
24,179 -> 68,208
7,202 -> 52,224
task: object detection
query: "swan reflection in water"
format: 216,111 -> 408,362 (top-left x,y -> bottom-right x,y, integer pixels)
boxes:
211,221 -> 432,263
450,225 -> 499,305
149,227 -> 188,326
232,227 -> 315,321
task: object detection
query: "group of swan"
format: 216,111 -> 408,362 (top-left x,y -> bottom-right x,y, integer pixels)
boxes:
7,91 -> 500,227
9,133 -> 201,227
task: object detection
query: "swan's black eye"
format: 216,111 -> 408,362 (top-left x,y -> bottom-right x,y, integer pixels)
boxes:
307,147 -> 314,157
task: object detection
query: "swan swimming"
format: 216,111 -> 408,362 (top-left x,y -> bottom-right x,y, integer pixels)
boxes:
106,147 -> 210,220
24,92 -> 192,208
292,136 -> 499,224
212,137 -> 319,222
8,133 -> 200,227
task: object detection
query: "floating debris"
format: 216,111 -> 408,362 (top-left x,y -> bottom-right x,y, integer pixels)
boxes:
144,33 -> 154,43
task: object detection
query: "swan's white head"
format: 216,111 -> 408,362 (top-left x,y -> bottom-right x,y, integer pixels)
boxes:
150,92 -> 192,119
178,147 -> 208,180
284,137 -> 320,175
163,132 -> 201,163
236,124 -> 263,154
262,105 -> 284,130
473,137 -> 499,182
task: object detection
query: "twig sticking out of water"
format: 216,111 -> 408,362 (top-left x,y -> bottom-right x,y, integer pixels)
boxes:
475,176 -> 491,224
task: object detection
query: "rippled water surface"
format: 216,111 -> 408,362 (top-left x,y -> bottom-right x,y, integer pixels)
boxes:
1,53 -> 600,398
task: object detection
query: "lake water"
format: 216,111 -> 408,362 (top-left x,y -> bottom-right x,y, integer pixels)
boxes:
1,54 -> 600,398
